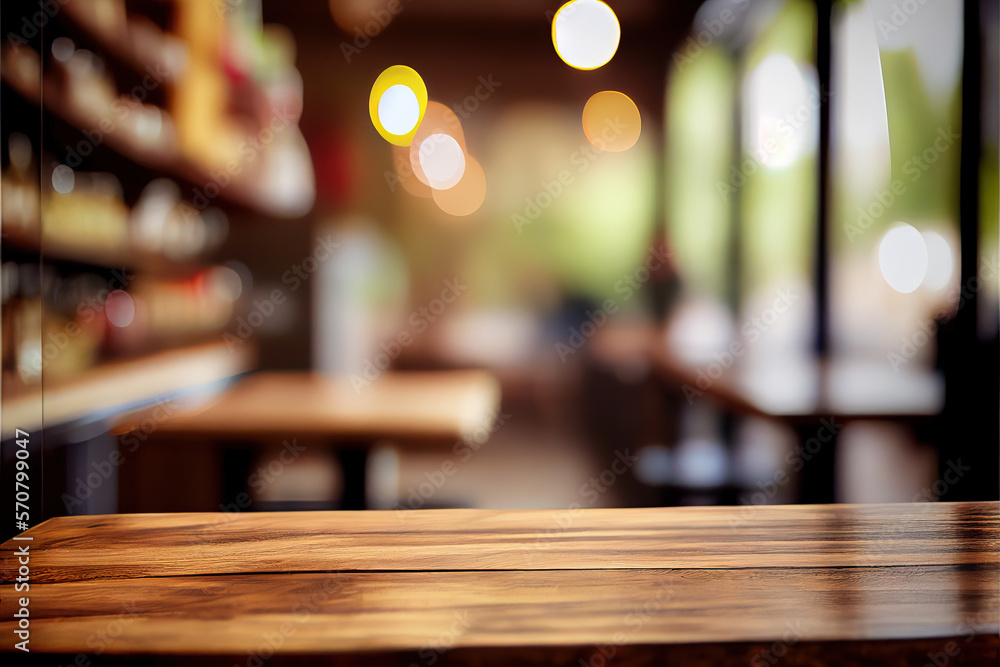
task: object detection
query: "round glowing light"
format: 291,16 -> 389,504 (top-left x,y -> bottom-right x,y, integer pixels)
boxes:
52,164 -> 74,194
51,37 -> 75,62
921,231 -> 954,291
552,0 -> 621,70
878,224 -> 928,294
432,155 -> 486,216
208,266 -> 243,303
408,102 -> 467,187
745,54 -> 816,169
378,84 -> 421,135
369,65 -> 428,146
418,134 -> 465,190
582,90 -> 641,152
105,290 -> 135,328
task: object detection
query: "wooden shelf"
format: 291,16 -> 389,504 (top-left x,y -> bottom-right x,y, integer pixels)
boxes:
0,47 -> 315,219
59,0 -> 186,83
0,341 -> 254,439
1,224 -> 206,275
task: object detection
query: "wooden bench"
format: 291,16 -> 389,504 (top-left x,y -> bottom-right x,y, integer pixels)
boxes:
1,502 -> 996,664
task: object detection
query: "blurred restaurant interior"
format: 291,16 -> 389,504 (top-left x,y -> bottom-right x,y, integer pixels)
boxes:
1,0 -> 999,535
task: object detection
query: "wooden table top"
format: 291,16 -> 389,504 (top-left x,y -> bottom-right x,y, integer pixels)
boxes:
1,502 -> 996,662
648,335 -> 944,422
151,369 -> 502,443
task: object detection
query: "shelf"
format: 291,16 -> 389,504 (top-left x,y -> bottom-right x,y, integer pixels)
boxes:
1,224 -> 207,275
1,341 -> 255,440
1,47 -> 315,219
59,0 -> 187,83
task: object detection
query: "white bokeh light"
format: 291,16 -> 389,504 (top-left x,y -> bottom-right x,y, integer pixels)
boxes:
552,0 -> 620,70
377,84 -> 421,136
52,164 -> 75,194
920,231 -> 954,291
878,224 -> 928,294
418,134 -> 465,190
105,290 -> 136,328
744,54 -> 817,169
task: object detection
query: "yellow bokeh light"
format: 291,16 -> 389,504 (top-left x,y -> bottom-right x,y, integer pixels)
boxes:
582,91 -> 641,152
552,0 -> 621,70
369,65 -> 428,146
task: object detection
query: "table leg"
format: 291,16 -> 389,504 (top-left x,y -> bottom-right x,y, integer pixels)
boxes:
336,444 -> 369,510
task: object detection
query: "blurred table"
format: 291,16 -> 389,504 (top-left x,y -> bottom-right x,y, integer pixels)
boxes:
149,370 -> 501,509
1,502 -> 996,663
643,327 -> 946,503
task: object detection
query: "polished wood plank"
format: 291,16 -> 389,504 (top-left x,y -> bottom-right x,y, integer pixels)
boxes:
2,503 -> 994,583
0,503 -> 995,657
0,566 -> 996,655
152,370 -> 501,442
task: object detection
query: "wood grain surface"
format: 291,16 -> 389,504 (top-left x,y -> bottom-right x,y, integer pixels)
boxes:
1,502 -> 997,662
151,370 -> 502,443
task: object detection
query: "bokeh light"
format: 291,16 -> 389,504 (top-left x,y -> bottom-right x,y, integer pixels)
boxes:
208,266 -> 244,304
432,155 -> 487,216
552,0 -> 621,70
418,134 -> 466,190
369,65 -> 427,146
582,91 -> 641,152
920,231 -> 954,291
878,223 -> 928,294
105,290 -> 136,328
744,53 -> 817,169
408,101 -> 467,187
52,164 -> 75,194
